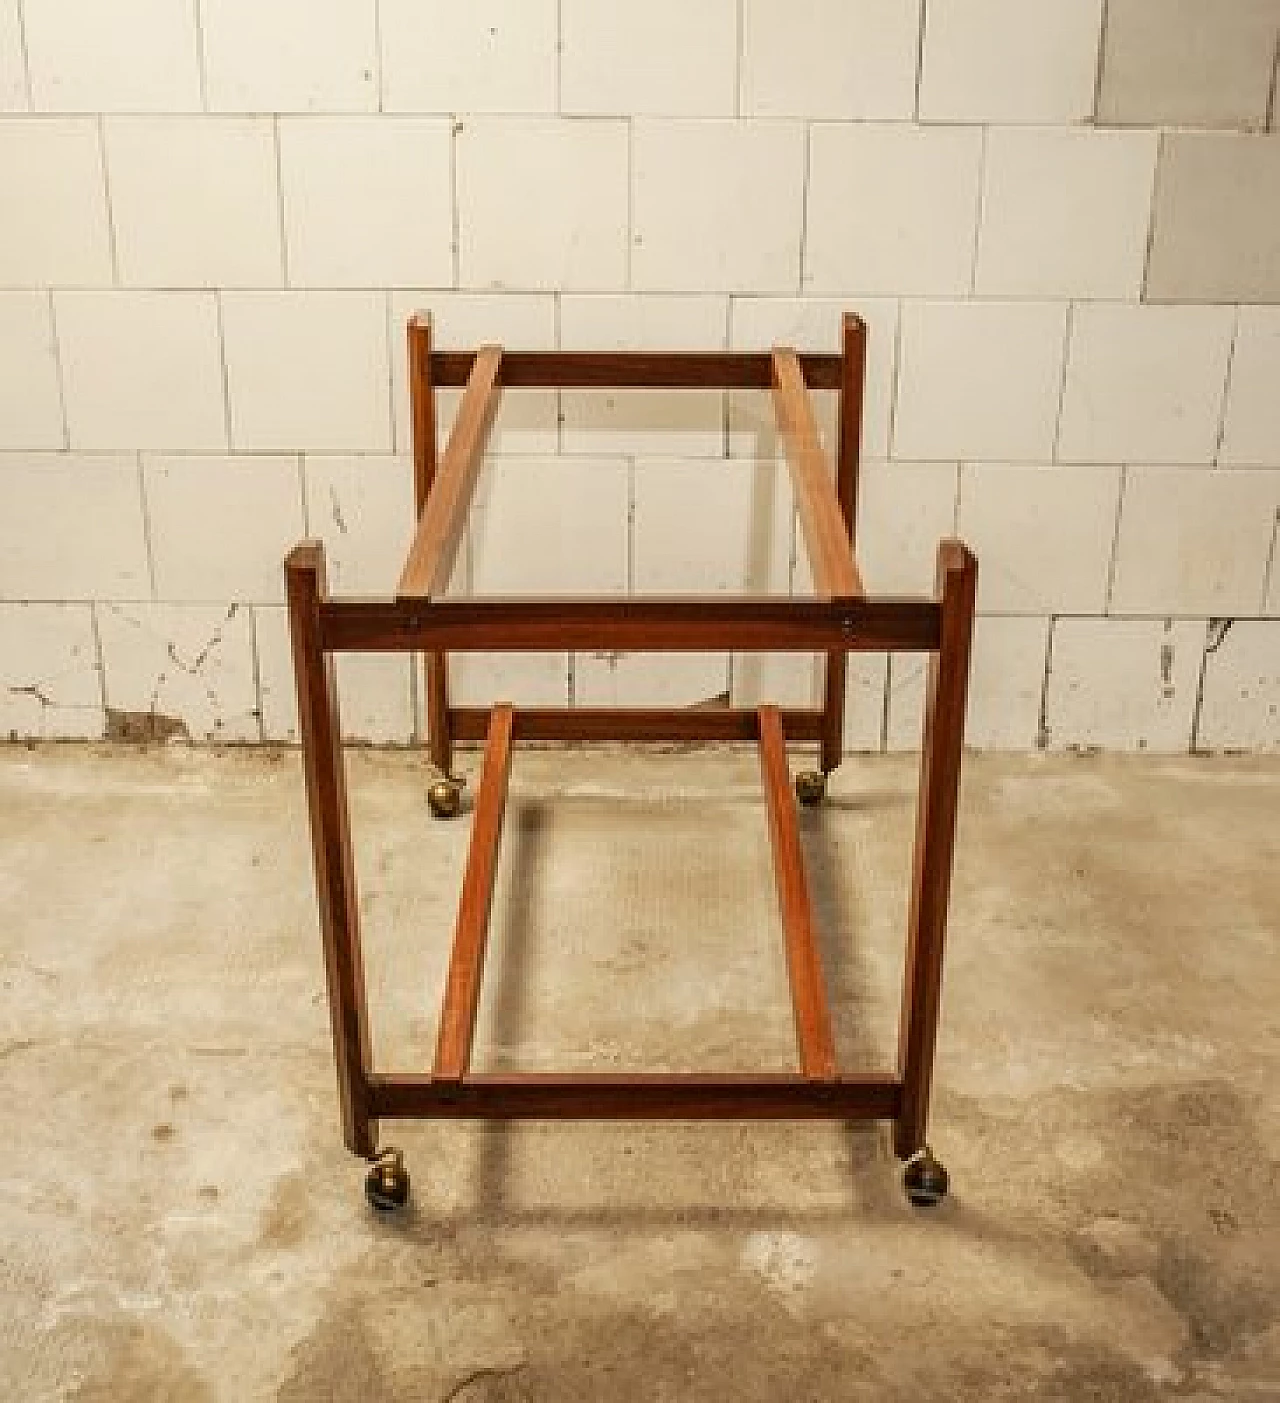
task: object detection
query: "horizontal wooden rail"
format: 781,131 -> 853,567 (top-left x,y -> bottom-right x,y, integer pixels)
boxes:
772,348 -> 863,601
433,705 -> 514,1082
319,596 -> 941,654
451,705 -> 825,743
398,345 -> 502,599
758,707 -> 838,1079
431,350 -> 845,390
366,1071 -> 901,1120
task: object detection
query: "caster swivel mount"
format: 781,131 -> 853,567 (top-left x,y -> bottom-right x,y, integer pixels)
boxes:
903,1147 -> 949,1207
428,776 -> 464,819
795,770 -> 827,807
365,1147 -> 411,1212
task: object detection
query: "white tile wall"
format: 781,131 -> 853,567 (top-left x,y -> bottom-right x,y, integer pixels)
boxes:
451,653 -> 570,709
98,601 -> 259,742
0,454 -> 150,600
0,1 -> 25,110
560,295 -> 727,457
975,128 -> 1158,299
1109,468 -> 1280,615
470,457 -> 629,594
0,603 -> 102,739
561,0 -> 737,117
23,0 -> 201,112
1219,309 -> 1280,468
727,297 -> 897,461
576,652 -> 730,708
389,292 -> 559,457
143,455 -> 304,604
380,0 -> 558,115
301,455 -> 416,596
457,117 -> 628,291
894,302 -> 1068,462
55,292 -> 227,451
966,616 -> 1050,749
805,125 -> 982,296
633,120 -> 805,293
957,463 -> 1122,614
0,1 -> 1274,753
1058,305 -> 1236,466
201,0 -> 378,113
857,461 -> 959,595
1197,622 -> 1280,753
885,654 -> 928,751
918,0 -> 1104,123
0,294 -> 64,449
740,0 -> 920,120
105,118 -> 283,289
1044,617 -> 1202,753
251,606 -> 298,743
0,119 -> 112,286
634,458 -> 784,594
279,118 -> 453,288
221,292 -> 391,452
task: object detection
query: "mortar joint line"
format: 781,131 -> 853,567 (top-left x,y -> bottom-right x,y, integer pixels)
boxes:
449,112 -> 461,289
1210,305 -> 1241,467
797,121 -> 812,295
96,115 -> 121,287
1091,0 -> 1111,122
967,124 -> 989,295
212,290 -> 235,450
271,116 -> 289,287
1102,463 -> 1127,615
14,0 -> 33,108
88,598 -> 110,724
1050,300 -> 1075,463
134,451 -> 159,601
372,0 -> 384,114
46,290 -> 70,450
1138,130 -> 1164,302
192,0 -> 209,111
912,0 -> 928,121
1035,617 -> 1057,751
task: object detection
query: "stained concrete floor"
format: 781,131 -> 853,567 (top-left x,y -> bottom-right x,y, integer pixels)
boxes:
0,743 -> 1277,1401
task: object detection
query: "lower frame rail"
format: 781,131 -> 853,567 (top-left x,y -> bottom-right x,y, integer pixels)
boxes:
366,1072 -> 901,1120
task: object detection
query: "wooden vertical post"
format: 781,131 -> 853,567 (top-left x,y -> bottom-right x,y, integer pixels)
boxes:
408,314 -> 453,777
286,542 -> 376,1159
894,540 -> 976,1160
820,312 -> 867,774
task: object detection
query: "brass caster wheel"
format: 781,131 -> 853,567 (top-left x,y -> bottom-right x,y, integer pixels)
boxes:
427,777 -> 463,819
903,1147 -> 949,1208
795,770 -> 826,807
365,1147 -> 410,1212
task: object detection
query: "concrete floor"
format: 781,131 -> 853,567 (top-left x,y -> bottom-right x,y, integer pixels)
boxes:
0,742 -> 1277,1401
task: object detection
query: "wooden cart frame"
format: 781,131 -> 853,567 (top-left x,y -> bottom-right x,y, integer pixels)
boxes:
286,313 -> 977,1208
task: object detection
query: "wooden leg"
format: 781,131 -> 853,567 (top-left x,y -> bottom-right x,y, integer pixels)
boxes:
408,314 -> 454,777
894,540 -> 977,1160
819,314 -> 866,776
286,542 -> 376,1159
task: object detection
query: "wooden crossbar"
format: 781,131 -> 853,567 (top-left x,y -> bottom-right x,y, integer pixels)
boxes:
398,345 -> 502,600
450,705 -> 825,743
433,704 -> 514,1082
771,347 -> 864,601
366,1071 -> 901,1120
757,706 -> 838,1079
430,350 -> 845,389
319,596 -> 941,654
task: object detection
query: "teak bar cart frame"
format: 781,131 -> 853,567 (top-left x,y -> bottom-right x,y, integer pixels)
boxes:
286,313 -> 977,1212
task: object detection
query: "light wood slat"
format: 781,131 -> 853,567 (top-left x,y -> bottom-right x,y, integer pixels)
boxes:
398,345 -> 502,599
771,347 -> 863,601
757,705 -> 838,1081
433,704 -> 515,1082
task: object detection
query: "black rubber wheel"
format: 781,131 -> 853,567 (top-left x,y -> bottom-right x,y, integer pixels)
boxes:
365,1151 -> 410,1212
795,771 -> 826,807
903,1148 -> 949,1207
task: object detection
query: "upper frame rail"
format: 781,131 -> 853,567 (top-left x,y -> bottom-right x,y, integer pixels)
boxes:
319,595 -> 942,654
431,350 -> 845,389
772,348 -> 864,601
398,344 -> 503,600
